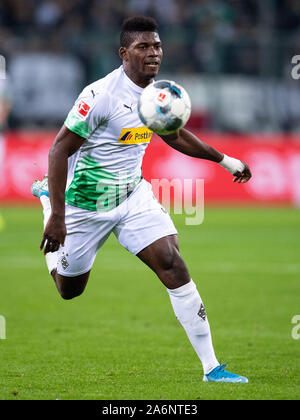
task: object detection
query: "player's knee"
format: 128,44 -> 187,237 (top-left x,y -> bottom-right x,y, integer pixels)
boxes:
59,288 -> 84,300
158,244 -> 181,272
57,280 -> 86,300
157,247 -> 189,289
54,272 -> 89,300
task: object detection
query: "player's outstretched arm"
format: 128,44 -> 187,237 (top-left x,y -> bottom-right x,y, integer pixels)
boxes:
160,128 -> 252,183
40,126 -> 85,254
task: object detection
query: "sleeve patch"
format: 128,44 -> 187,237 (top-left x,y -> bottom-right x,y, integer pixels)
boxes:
77,100 -> 91,117
64,110 -> 92,139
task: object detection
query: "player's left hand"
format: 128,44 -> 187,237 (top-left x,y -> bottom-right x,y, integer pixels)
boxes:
233,161 -> 252,183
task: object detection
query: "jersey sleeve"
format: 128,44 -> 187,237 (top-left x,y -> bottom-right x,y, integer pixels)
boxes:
64,88 -> 112,139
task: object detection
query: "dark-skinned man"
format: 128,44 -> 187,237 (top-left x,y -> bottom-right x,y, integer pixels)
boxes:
32,16 -> 251,383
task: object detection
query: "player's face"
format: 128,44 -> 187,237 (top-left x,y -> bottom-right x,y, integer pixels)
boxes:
120,32 -> 163,88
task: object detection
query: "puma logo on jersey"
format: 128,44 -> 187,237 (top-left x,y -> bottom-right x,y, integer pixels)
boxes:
118,127 -> 153,144
123,104 -> 133,112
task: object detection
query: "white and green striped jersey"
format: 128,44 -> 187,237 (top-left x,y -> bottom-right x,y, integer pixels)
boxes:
64,65 -> 154,211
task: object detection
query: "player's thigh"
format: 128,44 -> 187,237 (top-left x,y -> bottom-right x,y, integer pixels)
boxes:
55,270 -> 91,299
137,233 -> 180,271
56,204 -> 114,277
114,179 -> 178,256
114,180 -> 190,287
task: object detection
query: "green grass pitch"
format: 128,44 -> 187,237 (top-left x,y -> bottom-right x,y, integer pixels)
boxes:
0,205 -> 299,400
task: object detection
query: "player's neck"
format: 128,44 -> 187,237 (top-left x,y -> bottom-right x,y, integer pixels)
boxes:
123,67 -> 153,89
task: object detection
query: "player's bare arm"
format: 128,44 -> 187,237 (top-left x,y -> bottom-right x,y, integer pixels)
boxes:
160,128 -> 252,183
40,126 -> 85,254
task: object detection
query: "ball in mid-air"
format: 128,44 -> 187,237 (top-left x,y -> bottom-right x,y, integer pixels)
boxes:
138,80 -> 191,135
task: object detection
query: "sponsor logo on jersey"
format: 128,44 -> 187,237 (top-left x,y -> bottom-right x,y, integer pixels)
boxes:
118,127 -> 153,144
77,100 -> 90,117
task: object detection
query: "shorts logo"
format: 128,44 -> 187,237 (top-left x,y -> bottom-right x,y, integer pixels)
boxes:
118,127 -> 153,145
77,101 -> 90,117
61,255 -> 69,270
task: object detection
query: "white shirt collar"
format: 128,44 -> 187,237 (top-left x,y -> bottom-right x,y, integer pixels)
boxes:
121,65 -> 145,94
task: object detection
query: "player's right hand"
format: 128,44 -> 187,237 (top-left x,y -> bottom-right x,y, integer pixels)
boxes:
233,161 -> 252,183
40,214 -> 66,254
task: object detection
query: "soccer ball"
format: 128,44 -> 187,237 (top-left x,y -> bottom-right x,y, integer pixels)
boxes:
138,80 -> 191,135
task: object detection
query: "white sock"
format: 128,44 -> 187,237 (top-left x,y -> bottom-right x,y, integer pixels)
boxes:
40,195 -> 58,274
167,280 -> 219,375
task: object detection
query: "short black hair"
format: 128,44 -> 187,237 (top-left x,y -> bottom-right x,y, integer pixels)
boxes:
120,16 -> 159,48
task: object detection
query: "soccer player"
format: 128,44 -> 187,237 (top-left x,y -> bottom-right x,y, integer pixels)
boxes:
32,16 -> 251,383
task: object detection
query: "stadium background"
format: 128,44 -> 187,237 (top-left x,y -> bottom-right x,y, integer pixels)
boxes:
1,0 -> 300,205
0,0 -> 300,401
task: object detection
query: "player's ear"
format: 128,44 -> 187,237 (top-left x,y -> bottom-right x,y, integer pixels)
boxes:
119,47 -> 128,62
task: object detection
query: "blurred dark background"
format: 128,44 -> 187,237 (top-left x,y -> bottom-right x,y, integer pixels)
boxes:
1,0 -> 300,132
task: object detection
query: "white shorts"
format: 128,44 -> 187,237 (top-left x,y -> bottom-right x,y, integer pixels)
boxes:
57,179 -> 178,276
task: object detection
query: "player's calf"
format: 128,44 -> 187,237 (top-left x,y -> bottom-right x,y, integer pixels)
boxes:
137,236 -> 219,375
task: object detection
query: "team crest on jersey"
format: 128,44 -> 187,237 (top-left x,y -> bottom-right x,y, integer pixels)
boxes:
118,127 -> 153,144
